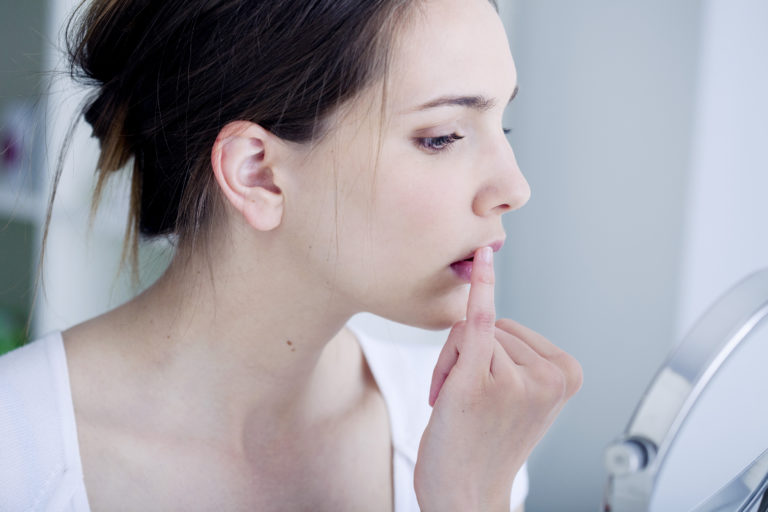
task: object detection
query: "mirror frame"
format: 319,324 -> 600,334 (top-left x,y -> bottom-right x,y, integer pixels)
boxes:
603,268 -> 768,511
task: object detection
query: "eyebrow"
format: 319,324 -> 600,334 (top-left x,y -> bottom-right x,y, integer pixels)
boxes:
410,84 -> 519,113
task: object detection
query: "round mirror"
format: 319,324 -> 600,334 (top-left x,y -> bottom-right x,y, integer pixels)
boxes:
604,268 -> 768,511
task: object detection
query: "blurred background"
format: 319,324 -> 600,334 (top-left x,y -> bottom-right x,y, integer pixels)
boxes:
1,0 -> 766,511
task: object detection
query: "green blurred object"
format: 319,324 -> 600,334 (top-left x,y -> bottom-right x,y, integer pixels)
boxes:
0,308 -> 27,356
0,214 -> 35,356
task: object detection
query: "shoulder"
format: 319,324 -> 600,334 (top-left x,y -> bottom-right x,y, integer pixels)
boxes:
0,332 -> 84,510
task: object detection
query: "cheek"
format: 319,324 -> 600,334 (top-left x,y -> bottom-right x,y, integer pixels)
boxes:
351,174 -> 469,295
383,175 -> 466,241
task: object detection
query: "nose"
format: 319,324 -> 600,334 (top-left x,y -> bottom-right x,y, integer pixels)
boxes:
472,139 -> 531,216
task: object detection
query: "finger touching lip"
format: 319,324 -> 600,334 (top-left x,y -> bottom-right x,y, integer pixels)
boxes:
453,238 -> 505,264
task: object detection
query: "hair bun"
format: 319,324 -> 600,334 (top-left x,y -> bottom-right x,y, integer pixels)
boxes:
83,82 -> 133,174
67,0 -> 154,86
68,0 -> 150,173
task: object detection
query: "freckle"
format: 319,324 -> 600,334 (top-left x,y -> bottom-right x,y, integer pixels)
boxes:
286,340 -> 293,346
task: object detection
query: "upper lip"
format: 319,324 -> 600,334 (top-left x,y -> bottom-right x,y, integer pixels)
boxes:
454,238 -> 505,262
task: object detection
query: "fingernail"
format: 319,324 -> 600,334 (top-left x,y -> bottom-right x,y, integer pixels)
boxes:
480,246 -> 492,264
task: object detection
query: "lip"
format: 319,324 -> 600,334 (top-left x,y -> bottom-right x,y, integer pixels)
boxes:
453,238 -> 506,263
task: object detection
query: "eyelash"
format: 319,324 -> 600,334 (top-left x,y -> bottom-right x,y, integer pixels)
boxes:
415,127 -> 512,153
416,133 -> 465,153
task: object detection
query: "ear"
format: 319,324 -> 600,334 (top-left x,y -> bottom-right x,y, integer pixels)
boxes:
211,121 -> 285,231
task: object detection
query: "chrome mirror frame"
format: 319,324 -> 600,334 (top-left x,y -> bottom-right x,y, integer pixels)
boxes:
603,268 -> 768,511
691,448 -> 768,512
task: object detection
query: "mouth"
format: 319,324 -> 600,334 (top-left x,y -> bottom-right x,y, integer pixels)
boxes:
451,239 -> 505,264
449,239 -> 505,282
449,259 -> 475,282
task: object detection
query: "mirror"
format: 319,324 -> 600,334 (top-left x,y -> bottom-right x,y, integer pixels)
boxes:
604,268 -> 768,511
691,448 -> 768,512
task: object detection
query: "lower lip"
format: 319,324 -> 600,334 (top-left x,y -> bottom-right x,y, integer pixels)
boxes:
450,260 -> 473,282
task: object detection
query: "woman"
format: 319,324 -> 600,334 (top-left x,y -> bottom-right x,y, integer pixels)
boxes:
0,0 -> 582,510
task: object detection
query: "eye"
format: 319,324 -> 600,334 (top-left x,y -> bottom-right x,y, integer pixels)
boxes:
415,133 -> 465,153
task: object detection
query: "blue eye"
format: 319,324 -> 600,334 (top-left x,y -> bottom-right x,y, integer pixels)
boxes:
416,133 -> 465,153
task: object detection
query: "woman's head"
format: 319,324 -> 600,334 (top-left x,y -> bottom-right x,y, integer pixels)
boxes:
52,0 -> 525,329
205,0 -> 526,329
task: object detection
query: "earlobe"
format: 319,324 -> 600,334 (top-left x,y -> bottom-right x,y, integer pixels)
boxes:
211,121 -> 285,231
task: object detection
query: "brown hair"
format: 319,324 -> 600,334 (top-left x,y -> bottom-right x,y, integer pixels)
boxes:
39,0 -> 425,288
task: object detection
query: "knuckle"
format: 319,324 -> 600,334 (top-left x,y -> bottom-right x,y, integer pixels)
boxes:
471,311 -> 496,330
542,347 -> 583,399
560,354 -> 584,397
467,383 -> 488,407
548,350 -> 583,398
530,360 -> 566,404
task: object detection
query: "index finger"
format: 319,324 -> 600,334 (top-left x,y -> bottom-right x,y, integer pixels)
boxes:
465,246 -> 496,337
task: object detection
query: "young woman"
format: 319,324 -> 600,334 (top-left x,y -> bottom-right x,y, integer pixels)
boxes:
0,0 -> 582,510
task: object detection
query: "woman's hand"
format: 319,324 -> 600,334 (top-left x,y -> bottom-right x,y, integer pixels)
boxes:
414,247 -> 582,512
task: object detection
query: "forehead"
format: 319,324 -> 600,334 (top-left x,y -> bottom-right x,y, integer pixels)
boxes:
388,0 -> 517,111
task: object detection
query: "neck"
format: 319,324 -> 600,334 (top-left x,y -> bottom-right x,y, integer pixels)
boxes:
110,239 -> 367,451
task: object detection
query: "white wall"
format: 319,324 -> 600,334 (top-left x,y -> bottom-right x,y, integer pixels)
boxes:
676,0 -> 768,337
500,1 -> 702,510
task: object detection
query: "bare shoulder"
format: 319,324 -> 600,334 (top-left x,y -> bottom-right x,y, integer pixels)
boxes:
60,310 -> 144,433
61,317 -> 112,378
60,314 -> 174,510
62,315 -> 131,407
61,305 -> 136,357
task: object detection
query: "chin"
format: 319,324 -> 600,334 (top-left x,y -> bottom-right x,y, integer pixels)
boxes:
418,317 -> 461,331
381,290 -> 468,331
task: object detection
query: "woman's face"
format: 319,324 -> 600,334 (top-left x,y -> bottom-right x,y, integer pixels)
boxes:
284,0 -> 528,330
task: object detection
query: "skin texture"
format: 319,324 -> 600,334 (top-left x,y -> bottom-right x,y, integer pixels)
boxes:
61,0 -> 579,509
